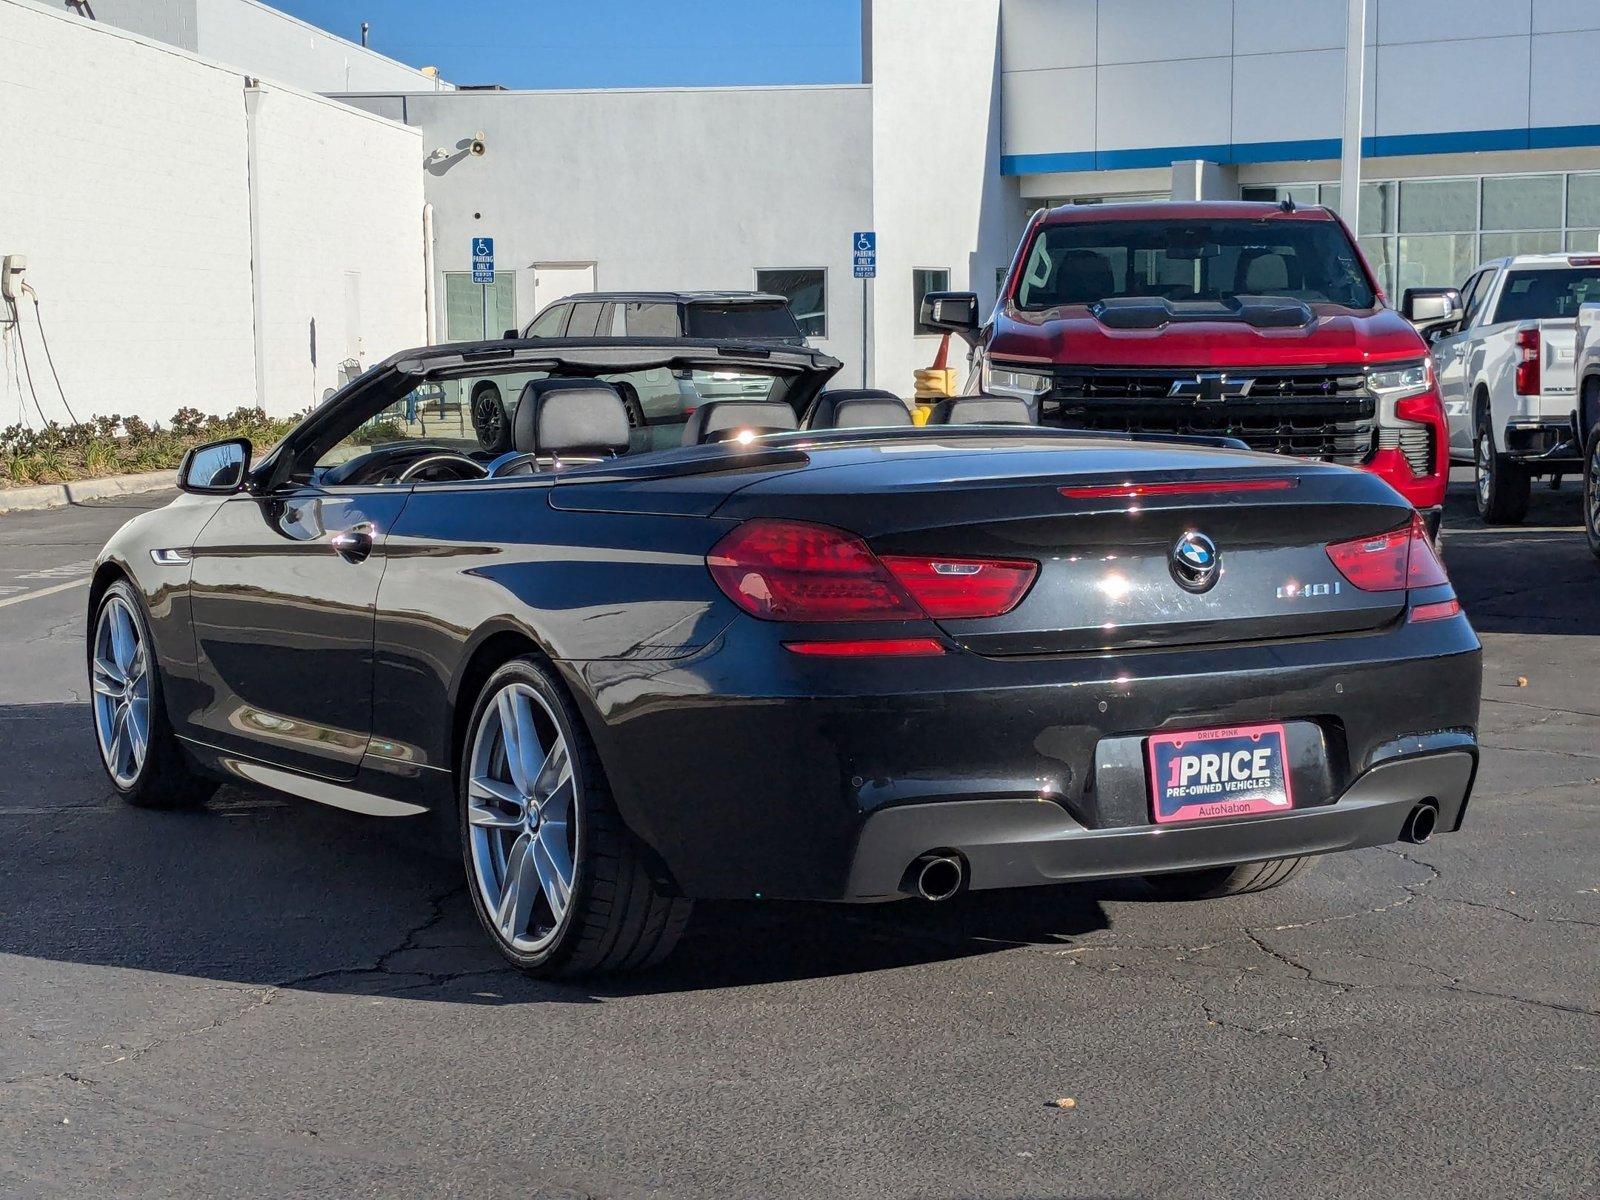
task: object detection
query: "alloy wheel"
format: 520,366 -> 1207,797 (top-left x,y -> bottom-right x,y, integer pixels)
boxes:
1476,429 -> 1493,508
1588,434 -> 1600,541
92,596 -> 151,788
466,682 -> 578,953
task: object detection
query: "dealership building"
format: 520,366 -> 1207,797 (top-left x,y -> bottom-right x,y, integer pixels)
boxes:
5,0 -> 1600,421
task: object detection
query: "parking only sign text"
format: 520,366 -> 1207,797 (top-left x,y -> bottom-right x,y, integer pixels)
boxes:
472,237 -> 495,284
853,231 -> 876,279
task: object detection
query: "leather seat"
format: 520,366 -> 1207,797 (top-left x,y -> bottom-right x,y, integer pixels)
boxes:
681,399 -> 799,445
488,378 -> 631,476
926,396 -> 1036,426
802,390 -> 914,430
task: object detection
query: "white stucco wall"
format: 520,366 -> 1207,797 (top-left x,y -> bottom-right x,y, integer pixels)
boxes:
250,86 -> 426,415
342,85 -> 874,377
868,0 -> 1021,394
194,0 -> 452,93
0,0 -> 423,424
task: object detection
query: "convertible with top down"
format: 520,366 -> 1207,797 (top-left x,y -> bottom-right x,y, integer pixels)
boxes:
87,336 -> 1482,976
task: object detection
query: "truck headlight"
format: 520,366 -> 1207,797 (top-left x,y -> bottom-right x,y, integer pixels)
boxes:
982,360 -> 1051,400
1368,363 -> 1429,399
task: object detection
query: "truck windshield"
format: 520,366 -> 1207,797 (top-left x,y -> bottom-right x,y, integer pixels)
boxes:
1014,218 -> 1376,311
1492,268 -> 1600,323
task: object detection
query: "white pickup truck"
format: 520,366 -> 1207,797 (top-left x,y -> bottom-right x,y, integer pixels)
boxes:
1407,253 -> 1600,523
1575,299 -> 1600,559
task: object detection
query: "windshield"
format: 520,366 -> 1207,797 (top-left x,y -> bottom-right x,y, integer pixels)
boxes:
1014,218 -> 1377,311
684,303 -> 803,341
1492,267 -> 1600,323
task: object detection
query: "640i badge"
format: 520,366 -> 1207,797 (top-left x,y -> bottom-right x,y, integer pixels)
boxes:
1147,724 -> 1293,824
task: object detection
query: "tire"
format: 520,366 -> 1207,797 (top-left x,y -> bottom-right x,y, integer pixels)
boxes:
1584,424 -> 1600,564
459,656 -> 691,977
89,579 -> 217,809
471,382 -> 511,454
1474,406 -> 1530,524
1142,855 -> 1318,901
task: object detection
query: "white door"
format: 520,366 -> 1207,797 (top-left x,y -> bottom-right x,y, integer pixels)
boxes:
530,262 -> 597,326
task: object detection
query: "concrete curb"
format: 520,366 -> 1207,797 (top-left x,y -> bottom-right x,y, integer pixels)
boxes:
0,470 -> 179,515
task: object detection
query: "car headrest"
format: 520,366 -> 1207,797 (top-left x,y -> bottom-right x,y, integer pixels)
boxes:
803,390 -> 914,430
513,378 -> 631,457
681,399 -> 799,445
927,396 -> 1036,426
1240,250 -> 1299,295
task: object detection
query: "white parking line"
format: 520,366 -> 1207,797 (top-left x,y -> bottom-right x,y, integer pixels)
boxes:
0,577 -> 90,609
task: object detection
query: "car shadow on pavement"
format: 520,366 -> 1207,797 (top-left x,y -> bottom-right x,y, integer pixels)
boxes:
1,701 -> 1115,1004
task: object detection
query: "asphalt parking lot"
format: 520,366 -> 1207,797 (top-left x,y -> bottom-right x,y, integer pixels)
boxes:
1,474 -> 1596,1200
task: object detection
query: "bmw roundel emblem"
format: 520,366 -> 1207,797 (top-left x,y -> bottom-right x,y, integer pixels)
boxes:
1170,531 -> 1221,593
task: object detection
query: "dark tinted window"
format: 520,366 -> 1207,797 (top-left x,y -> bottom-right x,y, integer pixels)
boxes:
566,302 -> 606,337
1015,219 -> 1376,310
684,302 -> 803,341
1492,267 -> 1600,322
525,304 -> 569,337
622,302 -> 681,337
754,269 -> 826,337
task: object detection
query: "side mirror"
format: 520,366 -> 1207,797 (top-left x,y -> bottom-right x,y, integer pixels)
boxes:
178,437 -> 251,495
919,291 -> 981,342
1401,287 -> 1464,335
503,327 -> 519,340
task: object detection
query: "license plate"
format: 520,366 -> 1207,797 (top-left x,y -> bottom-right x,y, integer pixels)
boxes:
1147,723 -> 1293,824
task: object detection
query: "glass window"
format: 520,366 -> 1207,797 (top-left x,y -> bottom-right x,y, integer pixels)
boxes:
684,302 -> 804,341
621,302 -> 680,337
1481,231 -> 1563,260
754,269 -> 827,338
1399,179 -> 1478,234
1241,184 -> 1318,210
1568,230 -> 1600,254
1320,181 -> 1397,236
525,304 -> 569,338
1014,220 -> 1375,309
1459,271 -> 1490,326
913,268 -> 952,333
1358,236 -> 1396,297
1395,234 -> 1477,295
1493,267 -> 1600,323
1482,175 -> 1563,231
444,271 -> 516,343
565,302 -> 606,337
1570,174 -> 1600,228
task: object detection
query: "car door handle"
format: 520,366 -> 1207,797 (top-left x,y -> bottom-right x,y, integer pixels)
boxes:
329,528 -> 374,563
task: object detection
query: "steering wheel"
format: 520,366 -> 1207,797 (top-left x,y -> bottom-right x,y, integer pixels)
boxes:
322,444 -> 487,486
396,451 -> 488,483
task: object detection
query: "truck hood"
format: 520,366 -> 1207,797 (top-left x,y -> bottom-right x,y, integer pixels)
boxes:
987,304 -> 1427,369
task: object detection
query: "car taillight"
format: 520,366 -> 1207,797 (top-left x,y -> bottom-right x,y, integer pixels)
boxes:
1515,326 -> 1540,395
1325,512 -> 1450,592
878,555 -> 1036,619
707,519 -> 1036,622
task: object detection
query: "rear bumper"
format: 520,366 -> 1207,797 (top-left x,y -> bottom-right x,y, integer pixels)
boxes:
1503,418 -> 1581,466
847,736 -> 1474,897
566,612 -> 1482,902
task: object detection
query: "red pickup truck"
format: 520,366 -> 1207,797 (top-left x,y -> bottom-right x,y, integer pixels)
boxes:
922,201 -> 1449,534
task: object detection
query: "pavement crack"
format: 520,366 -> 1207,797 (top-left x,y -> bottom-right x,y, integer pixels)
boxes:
265,881 -> 472,994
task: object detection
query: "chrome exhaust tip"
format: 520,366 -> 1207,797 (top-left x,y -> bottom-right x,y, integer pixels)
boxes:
1400,801 -> 1439,845
908,853 -> 966,902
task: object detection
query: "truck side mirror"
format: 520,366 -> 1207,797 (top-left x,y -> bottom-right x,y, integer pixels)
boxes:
1401,287 -> 1464,335
503,327 -> 520,340
919,291 -> 981,341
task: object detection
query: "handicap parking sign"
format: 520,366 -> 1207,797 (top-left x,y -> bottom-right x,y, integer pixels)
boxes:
472,237 -> 494,285
853,231 -> 876,279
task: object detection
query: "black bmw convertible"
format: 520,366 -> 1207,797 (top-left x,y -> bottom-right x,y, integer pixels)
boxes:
88,336 -> 1482,976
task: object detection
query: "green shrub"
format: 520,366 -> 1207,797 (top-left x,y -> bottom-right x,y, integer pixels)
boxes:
0,407 -> 306,488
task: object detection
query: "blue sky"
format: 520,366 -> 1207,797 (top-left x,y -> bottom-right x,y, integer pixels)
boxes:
272,0 -> 863,89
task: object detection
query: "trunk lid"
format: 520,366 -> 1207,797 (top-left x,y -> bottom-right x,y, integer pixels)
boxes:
720,437 -> 1415,655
